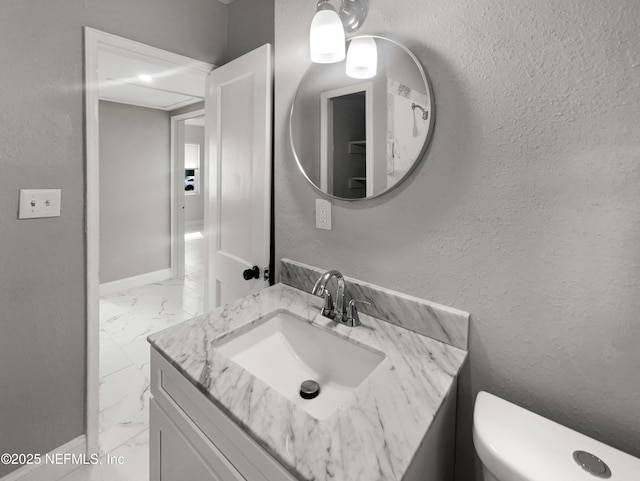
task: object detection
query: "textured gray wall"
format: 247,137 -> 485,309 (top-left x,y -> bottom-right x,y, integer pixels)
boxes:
227,0 -> 275,61
0,0 -> 226,476
274,1 -> 640,479
185,125 -> 205,224
99,101 -> 171,283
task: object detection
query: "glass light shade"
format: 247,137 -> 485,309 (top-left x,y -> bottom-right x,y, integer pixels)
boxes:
310,9 -> 345,63
346,37 -> 377,79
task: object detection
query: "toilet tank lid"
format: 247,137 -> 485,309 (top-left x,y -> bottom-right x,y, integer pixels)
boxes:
473,391 -> 640,481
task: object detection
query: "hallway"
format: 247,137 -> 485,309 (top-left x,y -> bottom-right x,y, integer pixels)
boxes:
63,234 -> 204,480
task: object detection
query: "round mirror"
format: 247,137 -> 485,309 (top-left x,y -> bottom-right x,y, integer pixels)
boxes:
290,35 -> 435,200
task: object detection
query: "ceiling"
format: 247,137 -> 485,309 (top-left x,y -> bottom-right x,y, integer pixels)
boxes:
98,46 -> 209,111
97,0 -> 238,110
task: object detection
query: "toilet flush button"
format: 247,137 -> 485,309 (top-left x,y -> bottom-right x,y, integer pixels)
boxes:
573,450 -> 612,478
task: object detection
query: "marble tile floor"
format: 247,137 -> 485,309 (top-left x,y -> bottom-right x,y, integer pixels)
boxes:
62,235 -> 204,481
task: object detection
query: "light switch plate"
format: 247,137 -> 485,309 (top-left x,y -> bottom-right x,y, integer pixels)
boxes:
315,198 -> 331,230
19,189 -> 62,219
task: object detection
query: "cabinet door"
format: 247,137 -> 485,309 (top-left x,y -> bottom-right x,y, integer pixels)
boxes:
150,399 -> 245,481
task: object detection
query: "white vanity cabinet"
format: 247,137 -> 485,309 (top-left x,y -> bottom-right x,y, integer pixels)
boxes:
147,282 -> 468,481
149,348 -> 298,481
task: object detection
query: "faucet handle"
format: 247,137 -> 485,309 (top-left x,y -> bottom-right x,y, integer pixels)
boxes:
345,299 -> 371,327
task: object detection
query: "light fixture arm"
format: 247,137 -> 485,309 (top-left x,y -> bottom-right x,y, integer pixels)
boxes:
316,0 -> 369,33
315,0 -> 334,12
338,0 -> 369,33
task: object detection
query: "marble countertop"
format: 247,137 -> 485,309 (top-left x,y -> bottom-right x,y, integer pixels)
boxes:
148,283 -> 467,481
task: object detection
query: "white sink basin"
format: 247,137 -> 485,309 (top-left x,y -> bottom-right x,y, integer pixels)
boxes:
214,309 -> 386,419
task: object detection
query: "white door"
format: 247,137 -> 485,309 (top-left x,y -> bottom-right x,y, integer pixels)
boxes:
204,44 -> 272,309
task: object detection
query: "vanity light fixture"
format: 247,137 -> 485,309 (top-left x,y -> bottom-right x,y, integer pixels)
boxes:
346,37 -> 377,79
310,1 -> 346,63
310,0 -> 369,64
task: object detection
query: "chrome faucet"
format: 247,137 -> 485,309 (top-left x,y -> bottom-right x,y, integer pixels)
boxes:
311,270 -> 345,321
311,270 -> 370,327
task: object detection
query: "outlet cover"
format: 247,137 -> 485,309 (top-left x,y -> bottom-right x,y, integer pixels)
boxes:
315,198 -> 331,230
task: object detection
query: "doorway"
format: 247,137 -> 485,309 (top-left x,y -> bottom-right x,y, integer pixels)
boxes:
85,30 -> 273,463
170,110 -> 206,281
320,81 -> 374,197
84,27 -> 213,455
330,92 -> 367,198
171,111 -> 206,302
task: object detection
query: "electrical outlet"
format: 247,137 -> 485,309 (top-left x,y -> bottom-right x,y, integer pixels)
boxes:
315,198 -> 331,230
19,189 -> 62,219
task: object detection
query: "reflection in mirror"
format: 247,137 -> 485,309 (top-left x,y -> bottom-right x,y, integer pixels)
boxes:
322,87 -> 369,198
184,143 -> 200,194
290,36 -> 434,200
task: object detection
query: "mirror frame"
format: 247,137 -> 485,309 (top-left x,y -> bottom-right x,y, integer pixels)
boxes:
289,35 -> 435,201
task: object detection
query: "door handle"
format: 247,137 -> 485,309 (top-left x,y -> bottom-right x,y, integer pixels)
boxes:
242,266 -> 260,280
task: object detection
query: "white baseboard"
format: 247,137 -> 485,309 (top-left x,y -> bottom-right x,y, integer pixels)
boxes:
100,268 -> 171,296
1,435 -> 86,481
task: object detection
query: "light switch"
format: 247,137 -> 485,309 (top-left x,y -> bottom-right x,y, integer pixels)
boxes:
19,189 -> 62,219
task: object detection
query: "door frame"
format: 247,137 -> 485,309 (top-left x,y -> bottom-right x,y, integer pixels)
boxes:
320,81 -> 374,197
84,27 -> 213,455
170,109 -> 206,280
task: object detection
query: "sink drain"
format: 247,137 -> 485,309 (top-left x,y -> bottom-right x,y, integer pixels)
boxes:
300,380 -> 320,400
573,451 -> 612,478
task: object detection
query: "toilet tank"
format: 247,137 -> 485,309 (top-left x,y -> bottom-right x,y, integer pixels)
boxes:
473,391 -> 640,481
